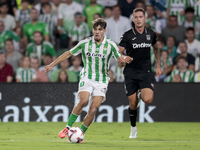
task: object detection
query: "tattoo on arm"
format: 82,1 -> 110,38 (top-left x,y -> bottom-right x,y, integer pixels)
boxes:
153,44 -> 161,67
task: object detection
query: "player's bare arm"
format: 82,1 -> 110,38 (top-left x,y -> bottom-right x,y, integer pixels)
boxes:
44,51 -> 73,74
152,43 -> 162,77
118,46 -> 133,65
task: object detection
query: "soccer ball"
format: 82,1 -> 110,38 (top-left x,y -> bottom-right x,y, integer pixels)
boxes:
67,127 -> 84,143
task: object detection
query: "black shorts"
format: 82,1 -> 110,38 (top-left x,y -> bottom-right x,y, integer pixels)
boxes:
124,75 -> 154,96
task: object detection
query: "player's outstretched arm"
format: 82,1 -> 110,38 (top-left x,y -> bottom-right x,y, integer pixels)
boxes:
118,46 -> 133,64
44,51 -> 73,74
152,44 -> 162,77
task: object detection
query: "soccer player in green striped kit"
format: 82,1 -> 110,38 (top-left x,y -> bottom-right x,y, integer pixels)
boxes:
45,18 -> 133,141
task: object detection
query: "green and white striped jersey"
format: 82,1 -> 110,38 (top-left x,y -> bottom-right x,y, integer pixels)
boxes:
167,69 -> 194,82
16,67 -> 36,82
189,0 -> 200,18
68,22 -> 90,42
70,36 -> 121,83
166,0 -> 190,24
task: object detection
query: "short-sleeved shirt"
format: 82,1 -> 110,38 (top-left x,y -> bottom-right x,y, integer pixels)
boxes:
119,28 -> 157,78
0,63 -> 13,82
50,69 -> 78,82
70,36 -> 121,83
167,69 -> 194,82
26,41 -> 56,64
173,53 -> 195,66
16,67 -> 36,82
0,15 -> 16,30
68,22 -> 90,42
23,21 -> 49,42
0,30 -> 20,49
83,4 -> 104,31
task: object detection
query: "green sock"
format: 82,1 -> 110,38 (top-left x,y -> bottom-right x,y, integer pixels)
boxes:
81,123 -> 88,133
67,113 -> 78,127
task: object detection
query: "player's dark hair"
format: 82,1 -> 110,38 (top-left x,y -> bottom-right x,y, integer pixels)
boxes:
5,39 -> 13,44
186,27 -> 195,32
21,0 -> 29,3
92,18 -> 107,29
185,7 -> 194,14
33,31 -> 43,36
133,8 -> 145,16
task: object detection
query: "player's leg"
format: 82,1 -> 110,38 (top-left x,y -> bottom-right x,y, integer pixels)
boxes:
81,96 -> 103,133
140,88 -> 154,104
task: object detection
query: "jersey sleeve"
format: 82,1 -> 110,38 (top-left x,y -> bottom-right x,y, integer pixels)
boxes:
70,41 -> 83,56
110,42 -> 122,59
152,31 -> 158,45
119,33 -> 128,49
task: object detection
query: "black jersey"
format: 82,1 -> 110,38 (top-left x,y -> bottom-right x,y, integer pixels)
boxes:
119,27 -> 157,78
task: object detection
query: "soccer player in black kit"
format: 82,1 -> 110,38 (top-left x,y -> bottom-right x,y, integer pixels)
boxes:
119,8 -> 162,138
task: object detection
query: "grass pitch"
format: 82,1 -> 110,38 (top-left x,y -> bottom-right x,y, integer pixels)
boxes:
0,122 -> 199,150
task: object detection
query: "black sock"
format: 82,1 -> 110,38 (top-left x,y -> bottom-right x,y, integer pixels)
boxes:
128,107 -> 137,127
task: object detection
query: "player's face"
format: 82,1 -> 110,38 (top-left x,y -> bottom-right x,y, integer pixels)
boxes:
186,31 -> 195,41
5,41 -> 14,53
34,33 -> 43,45
177,59 -> 187,69
132,11 -> 146,28
92,25 -> 106,42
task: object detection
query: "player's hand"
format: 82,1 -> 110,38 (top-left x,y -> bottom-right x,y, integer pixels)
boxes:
123,56 -> 133,64
44,65 -> 53,75
156,66 -> 162,77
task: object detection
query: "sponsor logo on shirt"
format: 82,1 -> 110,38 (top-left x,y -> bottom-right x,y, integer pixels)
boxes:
132,43 -> 152,49
86,52 -> 106,58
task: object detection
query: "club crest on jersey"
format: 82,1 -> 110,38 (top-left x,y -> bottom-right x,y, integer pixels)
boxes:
146,35 -> 151,40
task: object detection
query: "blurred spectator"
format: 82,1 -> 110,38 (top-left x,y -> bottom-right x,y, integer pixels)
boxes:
106,5 -> 131,44
50,59 -> 78,82
162,36 -> 178,59
0,21 -> 20,50
30,57 -> 48,82
182,7 -> 200,31
39,54 -> 57,80
118,0 -> 140,18
16,56 -> 36,82
23,8 -> 49,46
157,50 -> 173,82
5,39 -> 22,72
185,27 -> 200,58
93,13 -> 102,20
83,0 -> 104,31
97,0 -> 117,7
157,39 -> 165,51
161,15 -> 186,46
35,0 -> 53,15
189,0 -> 200,21
147,0 -> 167,28
69,12 -> 90,48
166,0 -> 190,25
0,3 -> 16,30
167,56 -> 194,82
104,6 -> 112,19
57,69 -> 69,83
145,5 -> 162,36
74,0 -> 91,7
51,0 -> 66,16
26,31 -> 56,65
15,0 -> 31,28
0,51 -> 13,82
172,74 -> 182,82
16,0 -> 34,10
194,71 -> 200,82
58,0 -> 83,48
111,61 -> 124,82
68,55 -> 83,81
108,69 -> 115,83
173,42 -> 195,71
39,2 -> 57,45
0,0 -> 17,16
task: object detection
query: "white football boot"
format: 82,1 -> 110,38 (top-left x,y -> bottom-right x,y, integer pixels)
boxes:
129,126 -> 137,138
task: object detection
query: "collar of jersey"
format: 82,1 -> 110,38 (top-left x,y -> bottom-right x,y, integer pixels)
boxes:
132,27 -> 147,35
92,35 -> 107,45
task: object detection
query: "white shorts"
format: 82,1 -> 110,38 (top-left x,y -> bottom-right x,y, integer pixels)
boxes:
78,77 -> 108,103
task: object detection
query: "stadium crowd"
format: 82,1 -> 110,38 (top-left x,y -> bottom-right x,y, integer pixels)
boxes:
0,0 -> 200,83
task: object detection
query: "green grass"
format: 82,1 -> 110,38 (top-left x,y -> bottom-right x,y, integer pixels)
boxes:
0,122 -> 200,150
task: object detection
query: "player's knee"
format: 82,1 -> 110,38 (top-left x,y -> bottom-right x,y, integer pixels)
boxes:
79,99 -> 88,107
88,107 -> 97,116
142,96 -> 153,104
